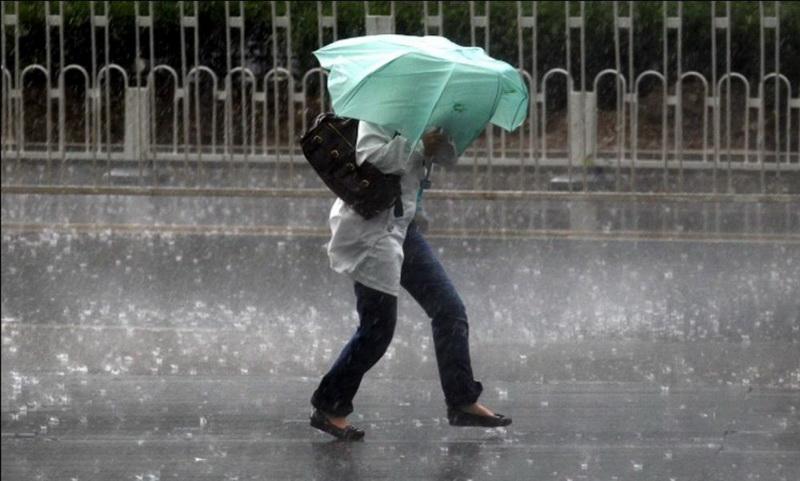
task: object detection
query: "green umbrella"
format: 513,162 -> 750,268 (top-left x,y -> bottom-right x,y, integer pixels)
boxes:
314,34 -> 528,156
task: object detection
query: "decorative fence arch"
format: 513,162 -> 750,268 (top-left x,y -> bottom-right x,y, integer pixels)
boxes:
0,1 -> 797,194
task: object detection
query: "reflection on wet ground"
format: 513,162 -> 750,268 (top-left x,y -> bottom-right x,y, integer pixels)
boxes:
2,376 -> 798,480
2,229 -> 799,480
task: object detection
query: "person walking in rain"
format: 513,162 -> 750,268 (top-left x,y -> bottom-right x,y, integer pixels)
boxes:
309,121 -> 512,441
306,33 -> 527,441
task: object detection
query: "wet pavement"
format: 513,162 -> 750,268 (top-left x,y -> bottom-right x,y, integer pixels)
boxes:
2,375 -> 799,481
2,221 -> 799,480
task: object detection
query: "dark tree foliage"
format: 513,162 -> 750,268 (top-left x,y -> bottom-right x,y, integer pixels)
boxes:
4,1 -> 798,109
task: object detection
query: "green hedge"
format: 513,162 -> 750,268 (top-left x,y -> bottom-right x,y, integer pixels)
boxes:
5,1 -> 798,91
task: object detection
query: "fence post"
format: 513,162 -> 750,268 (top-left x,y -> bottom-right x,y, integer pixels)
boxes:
135,1 -> 154,183
470,1 -> 490,189
568,90 -> 596,177
270,2 -> 295,185
2,1 -> 21,170
2,2 -> 798,193
517,1 -> 538,190
124,87 -> 149,159
364,1 -> 395,35
423,1 -> 443,36
566,2 -> 589,189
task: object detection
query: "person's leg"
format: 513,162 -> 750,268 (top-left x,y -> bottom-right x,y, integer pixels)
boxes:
400,223 -> 483,409
310,282 -> 397,418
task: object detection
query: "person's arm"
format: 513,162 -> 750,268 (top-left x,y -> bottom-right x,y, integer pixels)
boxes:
355,121 -> 414,175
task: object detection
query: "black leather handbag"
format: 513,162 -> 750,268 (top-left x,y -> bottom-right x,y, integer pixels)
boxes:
300,113 -> 402,220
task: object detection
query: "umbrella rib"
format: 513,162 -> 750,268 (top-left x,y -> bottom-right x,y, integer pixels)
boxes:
329,51 -> 409,115
488,75 -> 504,129
420,63 -> 458,141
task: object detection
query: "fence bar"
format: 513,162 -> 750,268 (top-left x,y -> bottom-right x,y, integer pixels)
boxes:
317,1 -> 337,114
145,8 -> 164,165
633,71 -> 668,194
1,4 -> 7,166
102,2 -> 111,183
364,1 -> 395,35
222,0 -> 232,177
270,2 -> 294,186
0,1 -> 798,195
43,1 -> 57,182
625,1 -> 635,191
190,1 -> 203,182
612,2 -> 625,191
53,1 -> 65,181
61,66 -> 91,159
671,2 -> 684,191
576,1 -> 587,191
723,2 -> 734,192
225,1 -> 250,185
661,1 -> 669,191
773,1 -> 781,180
757,1 -> 785,192
517,1 -> 538,190
134,1 -> 154,184
180,1 -> 201,184
711,1 -> 722,193
593,69 -> 626,193
424,1 -> 443,36
89,1 -> 98,183
239,1 -> 250,184
564,2 -> 573,191
2,2 -> 22,170
470,1 -> 491,190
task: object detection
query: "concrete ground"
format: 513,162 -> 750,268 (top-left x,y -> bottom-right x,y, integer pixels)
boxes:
2,376 -> 798,481
2,192 -> 799,480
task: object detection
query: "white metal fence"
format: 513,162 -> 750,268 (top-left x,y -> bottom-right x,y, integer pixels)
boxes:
1,1 -> 798,194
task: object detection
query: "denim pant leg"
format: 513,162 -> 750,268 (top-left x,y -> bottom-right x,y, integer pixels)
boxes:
400,223 -> 483,409
310,282 -> 397,417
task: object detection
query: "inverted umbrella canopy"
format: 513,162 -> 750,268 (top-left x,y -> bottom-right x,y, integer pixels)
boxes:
314,35 -> 528,156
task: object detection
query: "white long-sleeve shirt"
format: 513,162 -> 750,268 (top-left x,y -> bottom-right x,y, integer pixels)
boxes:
326,121 -> 428,296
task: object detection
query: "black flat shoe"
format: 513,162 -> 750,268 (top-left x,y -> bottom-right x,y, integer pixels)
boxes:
309,409 -> 365,441
447,407 -> 512,427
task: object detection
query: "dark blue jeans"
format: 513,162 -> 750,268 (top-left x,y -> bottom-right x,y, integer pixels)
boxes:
311,222 -> 483,417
